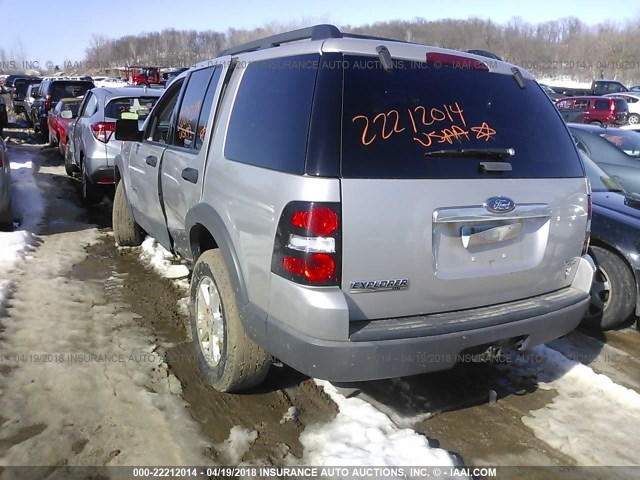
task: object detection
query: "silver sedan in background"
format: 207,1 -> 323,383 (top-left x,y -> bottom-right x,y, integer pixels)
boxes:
66,86 -> 162,204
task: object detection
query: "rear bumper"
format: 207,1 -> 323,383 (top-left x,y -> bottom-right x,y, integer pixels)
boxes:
87,164 -> 115,185
256,256 -> 595,382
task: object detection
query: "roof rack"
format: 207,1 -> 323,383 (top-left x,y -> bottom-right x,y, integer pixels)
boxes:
219,24 -> 343,56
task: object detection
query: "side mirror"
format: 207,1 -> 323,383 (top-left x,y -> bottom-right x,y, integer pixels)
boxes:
115,118 -> 143,141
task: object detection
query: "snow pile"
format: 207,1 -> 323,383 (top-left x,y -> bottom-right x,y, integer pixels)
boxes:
518,345 -> 640,466
9,154 -> 45,230
0,230 -> 39,268
299,380 -> 457,472
139,237 -> 190,287
217,426 -> 258,464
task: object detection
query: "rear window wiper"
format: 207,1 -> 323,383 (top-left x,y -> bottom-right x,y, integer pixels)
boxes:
423,148 -> 515,158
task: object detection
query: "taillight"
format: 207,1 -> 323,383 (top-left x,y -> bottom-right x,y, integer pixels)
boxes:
582,178 -> 592,255
44,94 -> 52,110
91,122 -> 116,143
272,201 -> 341,286
426,52 -> 490,71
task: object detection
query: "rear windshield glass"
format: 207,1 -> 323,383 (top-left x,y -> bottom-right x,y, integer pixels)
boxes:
105,96 -> 159,120
341,55 -> 584,178
599,128 -> 640,157
51,82 -> 94,102
14,79 -> 38,96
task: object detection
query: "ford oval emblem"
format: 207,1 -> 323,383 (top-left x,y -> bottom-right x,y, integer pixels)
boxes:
484,196 -> 516,214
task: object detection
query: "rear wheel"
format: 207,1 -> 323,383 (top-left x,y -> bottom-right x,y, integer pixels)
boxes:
583,246 -> 636,330
589,121 -> 603,126
190,250 -> 272,392
0,198 -> 13,231
112,181 -> 143,246
628,114 -> 640,125
80,160 -> 103,204
64,147 -> 77,176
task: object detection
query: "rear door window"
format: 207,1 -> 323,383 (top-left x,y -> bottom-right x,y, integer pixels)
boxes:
341,55 -> 584,178
594,99 -> 609,111
173,67 -> 215,149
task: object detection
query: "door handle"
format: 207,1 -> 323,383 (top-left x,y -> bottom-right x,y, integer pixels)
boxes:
181,168 -> 198,184
145,155 -> 157,167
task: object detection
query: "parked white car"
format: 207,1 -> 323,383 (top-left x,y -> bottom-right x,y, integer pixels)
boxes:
604,92 -> 640,125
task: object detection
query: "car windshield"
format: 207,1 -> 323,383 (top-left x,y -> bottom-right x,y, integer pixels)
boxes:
598,129 -> 640,157
104,96 -> 159,120
579,152 -> 624,192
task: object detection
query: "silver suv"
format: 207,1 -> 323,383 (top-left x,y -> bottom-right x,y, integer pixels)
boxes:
66,86 -> 162,203
113,25 -> 595,392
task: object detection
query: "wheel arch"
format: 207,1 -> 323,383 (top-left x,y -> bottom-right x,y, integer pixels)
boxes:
186,203 -> 249,306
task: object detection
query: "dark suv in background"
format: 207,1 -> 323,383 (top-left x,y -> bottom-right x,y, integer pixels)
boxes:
557,96 -> 629,126
31,78 -> 94,138
10,76 -> 41,114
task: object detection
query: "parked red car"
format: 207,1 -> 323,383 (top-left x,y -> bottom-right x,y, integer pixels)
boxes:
556,96 -> 629,126
48,97 -> 81,157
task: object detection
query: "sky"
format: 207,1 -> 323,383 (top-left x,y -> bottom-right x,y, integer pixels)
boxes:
1,0 -> 640,67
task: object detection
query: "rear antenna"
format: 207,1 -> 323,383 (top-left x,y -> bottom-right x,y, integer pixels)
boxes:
376,45 -> 394,72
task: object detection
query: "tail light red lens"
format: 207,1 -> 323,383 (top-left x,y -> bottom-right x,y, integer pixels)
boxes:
44,95 -> 52,110
272,202 -> 341,286
291,206 -> 338,236
91,122 -> 116,143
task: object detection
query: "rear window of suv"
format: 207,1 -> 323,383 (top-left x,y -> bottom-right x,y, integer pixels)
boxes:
341,55 -> 584,178
51,82 -> 94,102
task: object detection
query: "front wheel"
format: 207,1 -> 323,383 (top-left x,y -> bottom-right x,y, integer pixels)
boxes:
190,250 -> 272,392
583,246 -> 636,330
628,113 -> 640,125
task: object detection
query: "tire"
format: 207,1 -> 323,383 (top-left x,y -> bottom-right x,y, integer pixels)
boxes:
80,160 -> 103,205
58,137 -> 66,157
583,246 -> 636,330
190,250 -> 271,392
64,147 -> 77,176
112,181 -> 143,246
589,121 -> 603,126
628,114 -> 640,125
0,198 -> 13,231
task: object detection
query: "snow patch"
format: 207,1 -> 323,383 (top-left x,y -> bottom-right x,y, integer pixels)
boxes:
217,426 -> 258,464
139,237 -> 190,289
280,406 -> 298,424
299,380 -> 457,472
0,229 -> 211,466
518,345 -> 640,466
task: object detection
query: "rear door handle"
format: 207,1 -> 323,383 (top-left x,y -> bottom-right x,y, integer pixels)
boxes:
181,168 -> 198,184
145,155 -> 157,167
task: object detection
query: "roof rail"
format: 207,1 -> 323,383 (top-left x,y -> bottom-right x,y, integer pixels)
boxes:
219,24 -> 343,56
